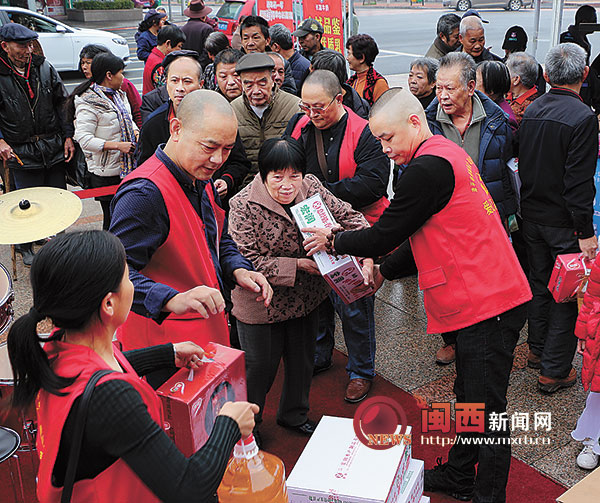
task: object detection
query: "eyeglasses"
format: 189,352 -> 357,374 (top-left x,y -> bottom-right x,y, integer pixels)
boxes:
299,94 -> 340,115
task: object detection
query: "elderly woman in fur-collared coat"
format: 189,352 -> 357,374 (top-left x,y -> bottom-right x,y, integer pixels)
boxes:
228,137 -> 371,439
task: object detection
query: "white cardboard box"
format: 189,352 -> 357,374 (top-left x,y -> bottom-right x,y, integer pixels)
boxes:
287,416 -> 413,503
419,497 -> 430,503
395,459 -> 424,503
291,194 -> 374,304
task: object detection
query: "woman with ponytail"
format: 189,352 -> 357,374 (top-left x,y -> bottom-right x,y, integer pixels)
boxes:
8,230 -> 257,503
72,52 -> 138,230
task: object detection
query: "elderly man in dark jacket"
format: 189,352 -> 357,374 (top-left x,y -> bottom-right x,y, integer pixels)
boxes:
425,51 -> 516,365
518,43 -> 598,393
0,24 -> 74,266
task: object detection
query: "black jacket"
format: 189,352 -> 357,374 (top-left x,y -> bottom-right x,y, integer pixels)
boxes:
140,85 -> 169,123
136,101 -> 251,200
518,87 -> 598,238
342,83 -> 370,119
181,18 -> 214,69
0,51 -> 73,170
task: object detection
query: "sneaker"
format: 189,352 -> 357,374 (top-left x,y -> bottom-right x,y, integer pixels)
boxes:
538,368 -> 577,394
436,343 -> 456,365
527,349 -> 541,369
424,457 -> 474,501
577,445 -> 599,470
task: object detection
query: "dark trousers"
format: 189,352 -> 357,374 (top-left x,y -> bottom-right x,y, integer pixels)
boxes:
237,309 -> 318,426
522,220 -> 579,378
11,164 -> 66,191
445,304 -> 526,503
89,172 -> 120,231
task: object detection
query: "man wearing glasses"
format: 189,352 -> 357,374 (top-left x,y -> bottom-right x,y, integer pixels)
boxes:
231,52 -> 300,186
286,69 -> 389,403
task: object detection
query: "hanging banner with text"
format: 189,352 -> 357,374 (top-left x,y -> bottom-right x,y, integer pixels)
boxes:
256,0 -> 295,32
302,0 -> 345,55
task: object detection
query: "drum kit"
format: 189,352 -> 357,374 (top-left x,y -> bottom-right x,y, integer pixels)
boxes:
0,181 -> 83,464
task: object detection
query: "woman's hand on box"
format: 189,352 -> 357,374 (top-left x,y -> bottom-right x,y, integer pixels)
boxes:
173,341 -> 205,369
297,258 -> 321,275
219,401 -> 260,438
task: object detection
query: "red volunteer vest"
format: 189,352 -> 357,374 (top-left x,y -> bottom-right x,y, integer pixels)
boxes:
292,106 -> 390,225
409,136 -> 531,333
117,155 -> 229,351
36,341 -> 163,503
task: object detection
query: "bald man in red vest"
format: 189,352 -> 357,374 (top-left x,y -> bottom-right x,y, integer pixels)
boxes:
110,90 -> 272,386
303,88 -> 531,503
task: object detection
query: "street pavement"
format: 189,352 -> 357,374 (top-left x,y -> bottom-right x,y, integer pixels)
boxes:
59,7 -> 591,93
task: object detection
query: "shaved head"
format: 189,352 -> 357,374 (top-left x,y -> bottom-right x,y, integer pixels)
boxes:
165,89 -> 238,181
370,87 -> 426,125
302,69 -> 342,99
369,87 -> 432,165
176,89 -> 236,129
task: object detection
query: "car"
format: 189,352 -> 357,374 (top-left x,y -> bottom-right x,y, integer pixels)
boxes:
214,0 -> 256,41
442,0 -> 525,11
0,6 -> 130,71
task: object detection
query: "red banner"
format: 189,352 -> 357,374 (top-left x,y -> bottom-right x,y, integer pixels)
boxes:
256,0 -> 295,32
302,0 -> 344,55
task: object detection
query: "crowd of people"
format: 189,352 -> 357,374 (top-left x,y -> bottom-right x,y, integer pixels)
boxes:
2,4 -> 600,503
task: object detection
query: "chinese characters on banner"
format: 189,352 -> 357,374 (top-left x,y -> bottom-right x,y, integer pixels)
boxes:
302,0 -> 345,55
422,402 -> 552,434
256,0 -> 295,32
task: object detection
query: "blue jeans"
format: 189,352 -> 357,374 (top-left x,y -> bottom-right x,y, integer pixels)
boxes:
445,303 -> 526,503
314,291 -> 376,380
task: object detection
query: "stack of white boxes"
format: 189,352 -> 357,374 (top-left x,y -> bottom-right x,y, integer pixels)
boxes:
286,416 -> 429,503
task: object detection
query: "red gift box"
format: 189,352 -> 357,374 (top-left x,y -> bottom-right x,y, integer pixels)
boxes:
547,253 -> 591,303
156,343 -> 247,457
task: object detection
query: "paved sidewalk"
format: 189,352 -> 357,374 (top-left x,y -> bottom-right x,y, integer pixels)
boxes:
0,185 -> 591,494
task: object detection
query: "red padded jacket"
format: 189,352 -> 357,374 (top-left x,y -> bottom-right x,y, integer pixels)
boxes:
575,255 -> 600,391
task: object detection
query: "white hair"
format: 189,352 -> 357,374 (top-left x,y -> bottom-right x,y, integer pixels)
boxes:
460,16 -> 484,36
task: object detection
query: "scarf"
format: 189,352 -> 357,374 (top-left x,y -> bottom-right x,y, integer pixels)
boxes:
0,53 -> 35,99
88,83 -> 137,177
347,66 -> 386,106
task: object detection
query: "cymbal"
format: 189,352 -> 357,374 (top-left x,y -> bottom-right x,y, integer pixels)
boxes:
0,187 -> 82,245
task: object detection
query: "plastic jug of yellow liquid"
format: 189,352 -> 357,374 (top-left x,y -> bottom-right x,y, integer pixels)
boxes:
217,434 -> 289,502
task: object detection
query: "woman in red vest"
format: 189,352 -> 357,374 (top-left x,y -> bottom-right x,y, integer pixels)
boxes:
7,230 -> 257,503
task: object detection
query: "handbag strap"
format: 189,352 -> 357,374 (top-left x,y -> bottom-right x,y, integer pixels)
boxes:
313,127 -> 330,181
61,369 -> 114,503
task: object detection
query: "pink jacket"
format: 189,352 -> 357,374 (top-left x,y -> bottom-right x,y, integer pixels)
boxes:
575,255 -> 600,391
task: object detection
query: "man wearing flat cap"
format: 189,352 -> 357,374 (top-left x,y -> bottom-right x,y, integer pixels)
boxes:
181,0 -> 215,69
0,24 -> 74,266
293,18 -> 325,62
137,50 -> 250,204
231,52 -> 300,185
